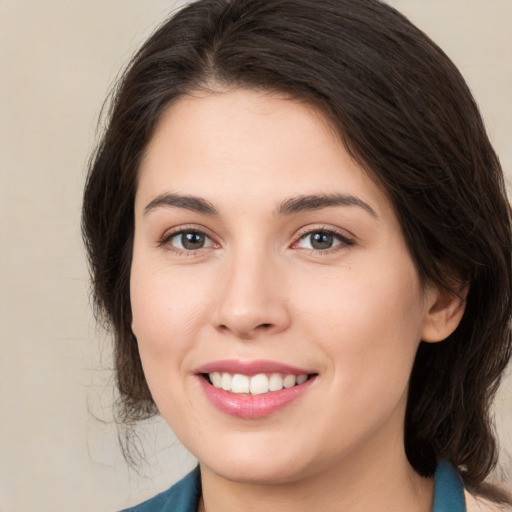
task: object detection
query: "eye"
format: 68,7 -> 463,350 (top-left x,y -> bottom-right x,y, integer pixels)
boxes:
294,228 -> 353,252
165,230 -> 214,252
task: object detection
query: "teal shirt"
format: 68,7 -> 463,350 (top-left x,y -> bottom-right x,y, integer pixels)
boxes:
121,461 -> 466,512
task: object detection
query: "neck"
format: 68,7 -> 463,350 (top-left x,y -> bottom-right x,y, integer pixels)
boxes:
199,442 -> 433,512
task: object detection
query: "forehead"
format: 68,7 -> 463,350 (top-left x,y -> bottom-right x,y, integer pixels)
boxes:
136,88 -> 391,219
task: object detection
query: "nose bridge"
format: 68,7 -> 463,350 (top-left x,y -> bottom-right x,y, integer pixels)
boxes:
214,243 -> 290,338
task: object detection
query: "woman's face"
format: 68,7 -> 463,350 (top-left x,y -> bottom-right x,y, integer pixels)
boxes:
131,89 -> 442,484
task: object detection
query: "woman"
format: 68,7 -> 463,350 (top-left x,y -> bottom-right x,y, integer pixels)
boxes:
82,0 -> 512,510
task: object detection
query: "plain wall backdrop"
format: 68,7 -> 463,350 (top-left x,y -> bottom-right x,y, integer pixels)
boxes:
0,1 -> 511,511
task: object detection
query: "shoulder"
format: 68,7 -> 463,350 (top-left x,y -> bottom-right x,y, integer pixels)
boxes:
465,490 -> 512,512
120,467 -> 201,512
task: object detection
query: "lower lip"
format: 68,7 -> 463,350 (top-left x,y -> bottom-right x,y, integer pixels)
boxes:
198,376 -> 315,419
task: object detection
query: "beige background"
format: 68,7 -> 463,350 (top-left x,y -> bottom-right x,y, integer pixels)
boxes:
0,1 -> 511,511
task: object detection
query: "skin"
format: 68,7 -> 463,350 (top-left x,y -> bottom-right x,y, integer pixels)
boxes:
130,88 -> 465,512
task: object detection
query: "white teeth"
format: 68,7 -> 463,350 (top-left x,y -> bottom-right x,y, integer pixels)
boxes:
283,374 -> 296,388
208,372 -> 310,395
221,372 -> 232,391
231,374 -> 250,394
268,373 -> 284,391
210,372 -> 222,388
296,374 -> 308,385
249,374 -> 269,395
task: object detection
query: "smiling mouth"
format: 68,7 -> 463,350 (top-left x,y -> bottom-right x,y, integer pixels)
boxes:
203,372 -> 317,395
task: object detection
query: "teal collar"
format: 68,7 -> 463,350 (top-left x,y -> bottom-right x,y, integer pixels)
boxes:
433,460 -> 466,512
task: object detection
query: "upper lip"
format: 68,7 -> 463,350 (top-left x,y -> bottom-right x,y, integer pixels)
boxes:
195,359 -> 315,376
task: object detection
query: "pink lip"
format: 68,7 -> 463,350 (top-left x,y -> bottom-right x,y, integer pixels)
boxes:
195,359 -> 313,376
195,360 -> 317,419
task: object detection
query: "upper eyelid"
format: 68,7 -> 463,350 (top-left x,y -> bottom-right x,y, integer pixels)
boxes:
161,224 -> 216,241
293,225 -> 355,241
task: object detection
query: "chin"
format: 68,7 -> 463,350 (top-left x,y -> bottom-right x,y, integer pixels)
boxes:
194,435 -> 324,486
203,458 -> 312,486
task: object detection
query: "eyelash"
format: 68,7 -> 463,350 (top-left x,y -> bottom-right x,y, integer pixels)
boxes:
159,225 -> 217,256
293,226 -> 355,254
159,226 -> 354,256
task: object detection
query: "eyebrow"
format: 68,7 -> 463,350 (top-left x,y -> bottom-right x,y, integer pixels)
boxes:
143,192 -> 377,217
144,193 -> 218,215
276,194 -> 377,217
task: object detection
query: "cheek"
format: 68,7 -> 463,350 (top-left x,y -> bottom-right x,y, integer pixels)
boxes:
295,262 -> 425,387
297,260 -> 424,338
129,263 -> 213,420
130,260 -> 212,361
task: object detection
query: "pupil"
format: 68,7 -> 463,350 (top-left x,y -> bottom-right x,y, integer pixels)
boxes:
182,232 -> 204,250
311,232 -> 333,250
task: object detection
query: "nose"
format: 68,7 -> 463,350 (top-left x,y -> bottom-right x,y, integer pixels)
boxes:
213,249 -> 291,340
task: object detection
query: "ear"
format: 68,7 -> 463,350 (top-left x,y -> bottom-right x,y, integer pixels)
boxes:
421,283 -> 468,343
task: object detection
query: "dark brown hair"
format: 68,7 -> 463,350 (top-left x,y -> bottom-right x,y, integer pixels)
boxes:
82,0 -> 512,501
